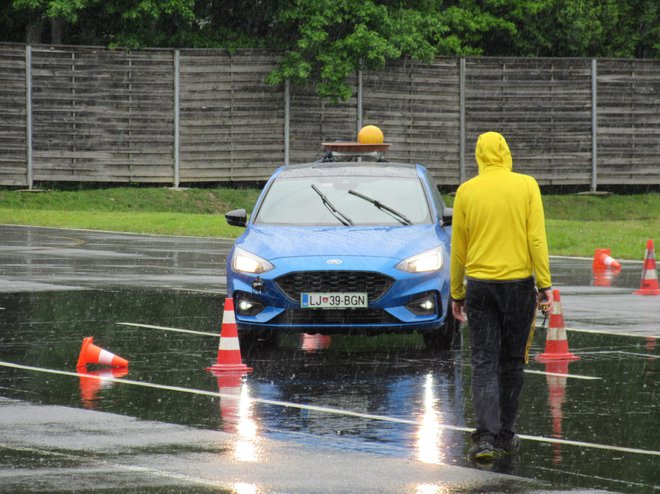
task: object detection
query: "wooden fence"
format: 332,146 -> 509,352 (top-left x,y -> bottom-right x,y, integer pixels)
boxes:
1,43 -> 659,189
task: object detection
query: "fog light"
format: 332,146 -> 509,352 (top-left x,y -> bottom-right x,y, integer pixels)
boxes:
235,293 -> 264,316
406,292 -> 439,316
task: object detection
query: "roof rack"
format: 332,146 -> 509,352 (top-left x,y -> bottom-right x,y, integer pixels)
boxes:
319,142 -> 391,163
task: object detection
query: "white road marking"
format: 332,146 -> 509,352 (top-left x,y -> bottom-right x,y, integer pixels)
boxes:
116,322 -> 219,337
118,319 -> 659,342
523,369 -> 602,380
565,327 -> 659,339
612,351 -> 658,359
1,360 -> 658,458
549,254 -> 642,264
578,350 -> 658,359
118,320 -> 657,380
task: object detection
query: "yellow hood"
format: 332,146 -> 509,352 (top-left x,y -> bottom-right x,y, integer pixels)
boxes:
476,132 -> 512,173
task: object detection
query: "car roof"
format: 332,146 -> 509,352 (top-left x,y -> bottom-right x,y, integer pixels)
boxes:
277,161 -> 421,179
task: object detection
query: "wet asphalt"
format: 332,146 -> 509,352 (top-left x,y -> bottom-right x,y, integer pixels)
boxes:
0,225 -> 658,493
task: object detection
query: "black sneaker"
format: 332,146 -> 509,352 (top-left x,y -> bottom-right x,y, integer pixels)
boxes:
495,433 -> 521,455
468,437 -> 496,462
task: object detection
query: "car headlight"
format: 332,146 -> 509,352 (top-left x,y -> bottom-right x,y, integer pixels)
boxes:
232,247 -> 274,274
396,246 -> 444,273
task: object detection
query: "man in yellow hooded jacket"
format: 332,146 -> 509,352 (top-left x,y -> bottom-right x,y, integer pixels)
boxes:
450,131 -> 554,462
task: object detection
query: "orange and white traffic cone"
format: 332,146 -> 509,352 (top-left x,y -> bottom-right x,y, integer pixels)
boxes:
592,248 -> 621,272
536,290 -> 580,362
634,239 -> 660,296
207,298 -> 253,374
76,337 -> 128,370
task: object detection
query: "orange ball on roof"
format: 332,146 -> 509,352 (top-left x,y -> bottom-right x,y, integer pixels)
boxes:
358,125 -> 384,144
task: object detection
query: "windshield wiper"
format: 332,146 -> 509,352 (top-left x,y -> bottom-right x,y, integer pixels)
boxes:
348,190 -> 412,226
311,185 -> 354,226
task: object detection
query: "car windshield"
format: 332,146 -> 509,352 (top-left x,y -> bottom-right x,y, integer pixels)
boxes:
254,175 -> 432,226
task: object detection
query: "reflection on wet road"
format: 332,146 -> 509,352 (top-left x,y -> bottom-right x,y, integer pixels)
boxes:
0,226 -> 658,493
0,225 -> 231,293
0,289 -> 657,493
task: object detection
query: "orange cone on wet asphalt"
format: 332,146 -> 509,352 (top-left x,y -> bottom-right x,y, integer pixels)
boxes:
634,239 -> 660,296
207,298 -> 253,374
76,336 -> 128,370
592,248 -> 621,272
536,290 -> 579,362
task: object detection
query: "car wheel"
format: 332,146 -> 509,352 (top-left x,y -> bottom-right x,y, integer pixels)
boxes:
423,311 -> 459,351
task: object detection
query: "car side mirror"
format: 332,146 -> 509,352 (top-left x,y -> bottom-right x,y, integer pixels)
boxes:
441,207 -> 452,226
225,209 -> 247,227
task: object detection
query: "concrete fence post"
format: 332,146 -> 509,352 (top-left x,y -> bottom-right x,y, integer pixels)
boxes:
459,58 -> 466,185
173,49 -> 181,188
357,67 -> 363,134
591,58 -> 598,193
284,79 -> 290,166
25,45 -> 33,189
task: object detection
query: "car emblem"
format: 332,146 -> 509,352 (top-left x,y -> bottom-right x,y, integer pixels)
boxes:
326,259 -> 343,265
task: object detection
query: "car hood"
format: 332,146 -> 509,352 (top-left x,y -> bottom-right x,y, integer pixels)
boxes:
236,225 -> 445,261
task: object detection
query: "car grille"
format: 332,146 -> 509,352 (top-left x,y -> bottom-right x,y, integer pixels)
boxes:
274,271 -> 394,303
270,309 -> 399,325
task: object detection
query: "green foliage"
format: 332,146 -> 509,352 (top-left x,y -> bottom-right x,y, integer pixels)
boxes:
542,193 -> 660,221
0,186 -> 260,214
0,188 -> 658,259
267,0 -> 481,101
0,186 -> 261,237
13,0 -> 87,22
542,194 -> 660,259
4,0 -> 659,99
477,0 -> 660,58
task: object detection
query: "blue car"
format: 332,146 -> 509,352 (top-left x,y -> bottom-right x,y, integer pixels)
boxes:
225,156 -> 456,349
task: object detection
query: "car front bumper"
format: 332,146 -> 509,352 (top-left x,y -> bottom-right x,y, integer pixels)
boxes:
227,255 -> 450,335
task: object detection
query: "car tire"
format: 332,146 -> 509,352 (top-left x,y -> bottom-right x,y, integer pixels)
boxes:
423,311 -> 459,351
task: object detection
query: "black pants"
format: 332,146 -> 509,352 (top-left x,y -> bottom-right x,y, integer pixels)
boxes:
466,277 -> 536,442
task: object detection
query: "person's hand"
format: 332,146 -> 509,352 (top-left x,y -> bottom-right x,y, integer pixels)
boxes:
537,289 -> 554,315
452,300 -> 467,322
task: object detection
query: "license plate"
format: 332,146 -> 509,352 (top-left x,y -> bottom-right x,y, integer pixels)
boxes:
300,292 -> 368,309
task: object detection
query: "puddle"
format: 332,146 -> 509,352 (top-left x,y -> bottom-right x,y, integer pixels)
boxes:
0,289 -> 657,493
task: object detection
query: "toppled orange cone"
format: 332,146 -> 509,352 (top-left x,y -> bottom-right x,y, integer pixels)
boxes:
634,239 -> 660,296
207,298 -> 253,374
536,289 -> 579,362
76,336 -> 128,370
592,248 -> 621,272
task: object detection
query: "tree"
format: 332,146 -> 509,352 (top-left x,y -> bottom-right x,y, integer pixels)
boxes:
3,0 -> 658,101
265,0 -> 509,101
9,0 -> 196,47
